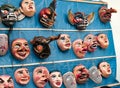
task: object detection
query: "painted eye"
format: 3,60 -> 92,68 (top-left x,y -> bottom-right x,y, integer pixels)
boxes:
0,78 -> 4,84
8,78 -> 13,83
14,44 -> 20,48
51,74 -> 56,78
60,37 -> 65,40
25,2 -> 29,5
100,36 -> 103,38
24,43 -> 29,48
18,71 -> 23,74
38,70 -> 42,74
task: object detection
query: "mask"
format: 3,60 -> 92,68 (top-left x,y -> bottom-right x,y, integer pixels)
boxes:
63,72 -> 77,88
84,34 -> 98,52
97,34 -> 109,49
14,68 -> 30,85
0,75 -> 14,88
39,0 -> 56,28
68,9 -> 94,30
57,34 -> 71,51
72,39 -> 87,58
99,6 -> 117,23
33,66 -> 49,88
0,4 -> 17,27
0,34 -> 8,56
11,38 -> 30,60
31,35 -> 59,59
73,64 -> 89,84
49,71 -> 62,88
98,62 -> 111,78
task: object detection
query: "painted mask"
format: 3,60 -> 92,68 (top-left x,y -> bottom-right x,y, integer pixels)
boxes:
0,4 -> 18,27
39,0 -> 56,28
73,64 -> 89,84
20,0 -> 36,17
63,72 -> 77,88
68,9 -> 94,30
84,34 -> 98,52
57,34 -> 71,51
72,39 -> 87,58
33,66 -> 49,88
31,35 -> 59,59
97,34 -> 109,49
0,34 -> 8,56
14,68 -> 30,85
99,6 -> 117,23
11,38 -> 30,60
49,71 -> 62,88
98,62 -> 111,78
0,75 -> 14,88
89,66 -> 102,84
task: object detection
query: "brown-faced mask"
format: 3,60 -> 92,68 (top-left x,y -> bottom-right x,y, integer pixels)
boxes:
11,38 -> 30,60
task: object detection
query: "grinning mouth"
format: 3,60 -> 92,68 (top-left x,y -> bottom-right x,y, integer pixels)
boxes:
17,51 -> 26,57
65,43 -> 71,47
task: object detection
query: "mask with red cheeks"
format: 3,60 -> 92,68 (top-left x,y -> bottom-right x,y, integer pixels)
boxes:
98,62 -> 111,78
33,66 -> 49,88
0,75 -> 14,88
57,34 -> 71,51
72,39 -> 87,58
73,64 -> 89,84
14,68 -> 30,85
11,38 -> 30,60
84,34 -> 98,52
97,34 -> 109,49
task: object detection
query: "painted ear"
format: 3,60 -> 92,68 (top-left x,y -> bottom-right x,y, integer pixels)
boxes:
68,9 -> 75,25
30,37 -> 37,44
87,12 -> 95,26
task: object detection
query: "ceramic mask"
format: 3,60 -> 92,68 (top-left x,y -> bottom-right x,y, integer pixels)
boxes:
0,34 -> 8,56
72,39 -> 87,58
14,68 -> 30,85
63,72 -> 77,88
33,66 -> 49,88
11,38 -> 30,60
0,75 -> 14,88
57,34 -> 71,51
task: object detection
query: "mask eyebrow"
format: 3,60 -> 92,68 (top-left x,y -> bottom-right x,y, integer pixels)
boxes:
7,77 -> 12,82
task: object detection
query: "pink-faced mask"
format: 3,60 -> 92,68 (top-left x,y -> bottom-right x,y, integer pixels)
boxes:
63,72 -> 77,88
0,75 -> 14,88
97,34 -> 109,49
49,71 -> 62,88
14,68 -> 30,85
98,62 -> 111,78
33,66 -> 49,88
84,34 -> 98,52
11,38 -> 30,60
73,64 -> 89,84
72,39 -> 87,58
0,34 -> 8,56
57,34 -> 71,51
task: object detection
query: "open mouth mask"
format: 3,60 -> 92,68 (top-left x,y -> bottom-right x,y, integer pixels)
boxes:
11,38 -> 30,60
14,68 -> 30,85
0,34 -> 8,56
68,9 -> 94,30
0,75 -> 14,88
63,72 -> 77,88
31,35 -> 59,59
39,0 -> 56,28
99,6 -> 117,23
33,66 -> 49,88
49,71 -> 62,88
73,64 -> 89,84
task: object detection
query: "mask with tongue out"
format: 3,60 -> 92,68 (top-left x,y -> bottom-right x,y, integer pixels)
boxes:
11,38 -> 30,60
73,64 -> 89,84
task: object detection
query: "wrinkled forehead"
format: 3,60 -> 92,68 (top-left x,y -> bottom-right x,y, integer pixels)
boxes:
15,68 -> 28,73
99,62 -> 109,67
34,67 -> 49,74
12,38 -> 27,44
60,34 -> 69,38
85,34 -> 96,40
74,64 -> 85,71
0,75 -> 12,81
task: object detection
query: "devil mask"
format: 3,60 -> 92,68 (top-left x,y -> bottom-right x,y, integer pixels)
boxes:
68,9 -> 94,30
0,4 -> 17,27
98,62 -> 111,78
31,35 -> 59,59
11,38 -> 30,60
33,66 -> 49,88
0,34 -> 8,56
57,34 -> 71,51
14,68 -> 30,85
73,64 -> 89,84
39,0 -> 56,28
72,39 -> 87,58
99,6 -> 117,23
63,72 -> 77,88
0,75 -> 14,88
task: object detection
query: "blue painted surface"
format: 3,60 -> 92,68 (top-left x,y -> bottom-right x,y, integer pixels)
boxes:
0,0 -> 119,88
